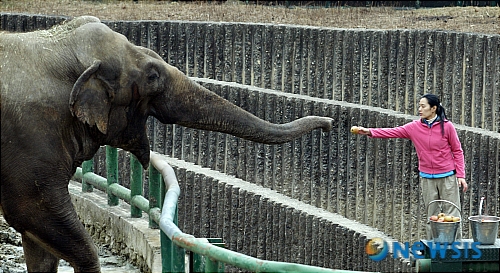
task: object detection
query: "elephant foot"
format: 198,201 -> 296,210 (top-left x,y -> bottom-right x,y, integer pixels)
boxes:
22,232 -> 101,272
22,234 -> 60,272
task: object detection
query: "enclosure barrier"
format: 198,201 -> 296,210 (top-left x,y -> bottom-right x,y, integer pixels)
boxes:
73,146 -> 370,273
89,146 -> 413,272
152,152 -> 369,273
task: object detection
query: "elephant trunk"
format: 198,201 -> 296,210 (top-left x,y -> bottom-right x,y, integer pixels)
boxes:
152,70 -> 334,144
197,114 -> 334,144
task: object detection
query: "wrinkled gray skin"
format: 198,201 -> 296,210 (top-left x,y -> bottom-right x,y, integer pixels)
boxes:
0,16 -> 333,272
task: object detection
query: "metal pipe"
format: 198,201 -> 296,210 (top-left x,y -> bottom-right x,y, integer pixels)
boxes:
150,151 -> 363,273
74,166 -> 152,215
82,172 -> 108,191
72,167 -> 83,181
82,159 -> 94,192
130,155 -> 143,218
108,183 -> 131,202
131,195 -> 151,214
106,146 -> 119,206
149,162 -> 162,229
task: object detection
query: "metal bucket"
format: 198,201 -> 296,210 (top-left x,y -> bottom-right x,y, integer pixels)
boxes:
427,200 -> 461,243
429,219 -> 460,243
468,215 -> 500,245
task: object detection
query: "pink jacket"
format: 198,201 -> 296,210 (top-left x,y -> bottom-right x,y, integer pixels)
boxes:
370,119 -> 465,178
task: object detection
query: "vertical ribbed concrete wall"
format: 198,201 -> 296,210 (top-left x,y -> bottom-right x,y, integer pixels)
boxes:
2,13 -> 499,272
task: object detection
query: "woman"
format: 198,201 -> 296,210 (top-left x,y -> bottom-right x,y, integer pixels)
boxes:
355,94 -> 468,239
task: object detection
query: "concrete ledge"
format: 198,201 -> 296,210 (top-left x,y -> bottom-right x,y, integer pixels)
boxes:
68,181 -> 162,273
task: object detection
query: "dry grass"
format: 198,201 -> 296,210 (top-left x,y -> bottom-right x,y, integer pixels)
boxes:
1,0 -> 499,35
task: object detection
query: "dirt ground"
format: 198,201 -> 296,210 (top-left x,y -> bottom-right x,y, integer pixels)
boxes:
1,0 -> 499,35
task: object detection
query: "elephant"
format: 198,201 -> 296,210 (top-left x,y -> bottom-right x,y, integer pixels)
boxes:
0,16 -> 334,272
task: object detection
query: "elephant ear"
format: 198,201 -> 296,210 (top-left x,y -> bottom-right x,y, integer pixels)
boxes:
69,60 -> 111,134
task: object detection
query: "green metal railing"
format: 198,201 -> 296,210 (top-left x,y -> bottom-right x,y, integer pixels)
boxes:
73,146 -> 367,273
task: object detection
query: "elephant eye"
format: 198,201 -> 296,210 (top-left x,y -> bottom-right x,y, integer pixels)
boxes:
147,70 -> 159,83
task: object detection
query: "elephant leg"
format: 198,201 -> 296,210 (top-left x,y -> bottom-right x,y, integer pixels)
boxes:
24,202 -> 101,272
2,153 -> 100,272
21,221 -> 100,272
22,234 -> 59,272
2,184 -> 101,272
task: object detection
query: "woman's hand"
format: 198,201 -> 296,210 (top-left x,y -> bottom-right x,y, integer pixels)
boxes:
356,126 -> 372,136
458,178 -> 468,192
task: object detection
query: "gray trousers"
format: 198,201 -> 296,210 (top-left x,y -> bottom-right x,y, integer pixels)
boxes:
421,174 -> 462,240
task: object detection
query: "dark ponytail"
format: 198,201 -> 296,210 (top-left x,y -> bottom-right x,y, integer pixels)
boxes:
422,94 -> 447,136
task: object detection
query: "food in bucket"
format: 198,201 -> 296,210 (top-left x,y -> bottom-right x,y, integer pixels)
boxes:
430,213 -> 460,222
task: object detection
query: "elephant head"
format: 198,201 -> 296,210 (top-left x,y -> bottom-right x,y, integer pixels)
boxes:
68,17 -> 334,168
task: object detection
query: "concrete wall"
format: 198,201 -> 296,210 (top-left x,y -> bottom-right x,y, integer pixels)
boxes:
2,13 -> 499,272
